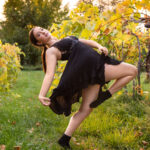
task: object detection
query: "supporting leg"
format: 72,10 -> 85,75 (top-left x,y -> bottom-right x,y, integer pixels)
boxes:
64,108 -> 92,136
58,84 -> 100,149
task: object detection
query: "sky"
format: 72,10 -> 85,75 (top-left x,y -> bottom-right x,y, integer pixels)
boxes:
0,0 -> 79,21
0,0 -> 5,21
61,0 -> 78,9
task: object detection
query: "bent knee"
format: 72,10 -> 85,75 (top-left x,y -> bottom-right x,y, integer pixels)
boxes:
131,66 -> 138,77
79,107 -> 93,115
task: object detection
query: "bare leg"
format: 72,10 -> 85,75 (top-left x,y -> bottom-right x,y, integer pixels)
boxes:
64,84 -> 100,136
58,84 -> 100,149
109,76 -> 134,94
105,62 -> 138,94
90,62 -> 138,108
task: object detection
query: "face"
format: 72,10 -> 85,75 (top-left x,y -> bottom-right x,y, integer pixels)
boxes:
33,27 -> 52,45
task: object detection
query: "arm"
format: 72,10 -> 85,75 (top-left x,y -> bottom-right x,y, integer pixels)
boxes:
79,39 -> 108,56
79,39 -> 102,49
38,47 -> 57,106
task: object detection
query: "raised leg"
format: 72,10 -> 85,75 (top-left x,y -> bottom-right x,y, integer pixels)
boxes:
90,62 -> 137,108
105,62 -> 138,94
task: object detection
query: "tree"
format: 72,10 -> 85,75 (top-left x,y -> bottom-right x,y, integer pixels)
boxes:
0,0 -> 69,65
146,45 -> 150,81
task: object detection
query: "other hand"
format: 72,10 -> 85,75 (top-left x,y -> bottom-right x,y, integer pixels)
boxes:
38,95 -> 51,106
98,46 -> 108,56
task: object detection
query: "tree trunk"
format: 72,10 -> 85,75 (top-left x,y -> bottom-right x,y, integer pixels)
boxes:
132,79 -> 136,98
146,47 -> 150,81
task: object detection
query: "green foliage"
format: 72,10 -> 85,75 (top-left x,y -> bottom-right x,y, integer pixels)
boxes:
0,40 -> 24,92
0,0 -> 69,65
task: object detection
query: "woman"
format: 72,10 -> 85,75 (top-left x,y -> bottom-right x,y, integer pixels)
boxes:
29,26 -> 137,149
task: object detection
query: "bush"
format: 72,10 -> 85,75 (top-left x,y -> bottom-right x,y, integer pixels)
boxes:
0,41 -> 24,92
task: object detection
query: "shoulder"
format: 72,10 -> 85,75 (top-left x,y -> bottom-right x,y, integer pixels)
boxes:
46,47 -> 57,54
46,47 -> 61,60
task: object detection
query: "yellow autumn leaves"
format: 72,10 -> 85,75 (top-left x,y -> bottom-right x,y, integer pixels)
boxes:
48,0 -> 150,95
0,41 -> 24,92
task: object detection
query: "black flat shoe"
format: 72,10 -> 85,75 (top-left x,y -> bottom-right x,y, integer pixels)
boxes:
58,134 -> 72,150
90,89 -> 112,108
58,140 -> 71,150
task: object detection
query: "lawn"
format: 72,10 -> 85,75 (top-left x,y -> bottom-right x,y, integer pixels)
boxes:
0,71 -> 150,150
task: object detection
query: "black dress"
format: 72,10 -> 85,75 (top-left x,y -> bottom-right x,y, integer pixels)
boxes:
49,36 -> 122,116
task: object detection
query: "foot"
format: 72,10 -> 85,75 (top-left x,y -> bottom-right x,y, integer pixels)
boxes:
90,90 -> 112,108
58,134 -> 71,150
58,140 -> 71,150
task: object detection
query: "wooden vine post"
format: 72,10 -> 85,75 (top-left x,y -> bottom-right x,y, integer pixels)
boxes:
131,32 -> 141,94
146,46 -> 150,81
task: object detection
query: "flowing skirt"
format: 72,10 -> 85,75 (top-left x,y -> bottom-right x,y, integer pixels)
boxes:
49,41 -> 122,116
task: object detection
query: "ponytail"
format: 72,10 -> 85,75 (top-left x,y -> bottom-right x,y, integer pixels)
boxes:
41,46 -> 47,73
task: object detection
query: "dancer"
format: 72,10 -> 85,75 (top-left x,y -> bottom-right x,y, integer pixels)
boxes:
29,26 -> 137,149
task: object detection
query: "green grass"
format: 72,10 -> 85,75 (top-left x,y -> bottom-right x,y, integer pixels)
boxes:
0,71 -> 150,150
